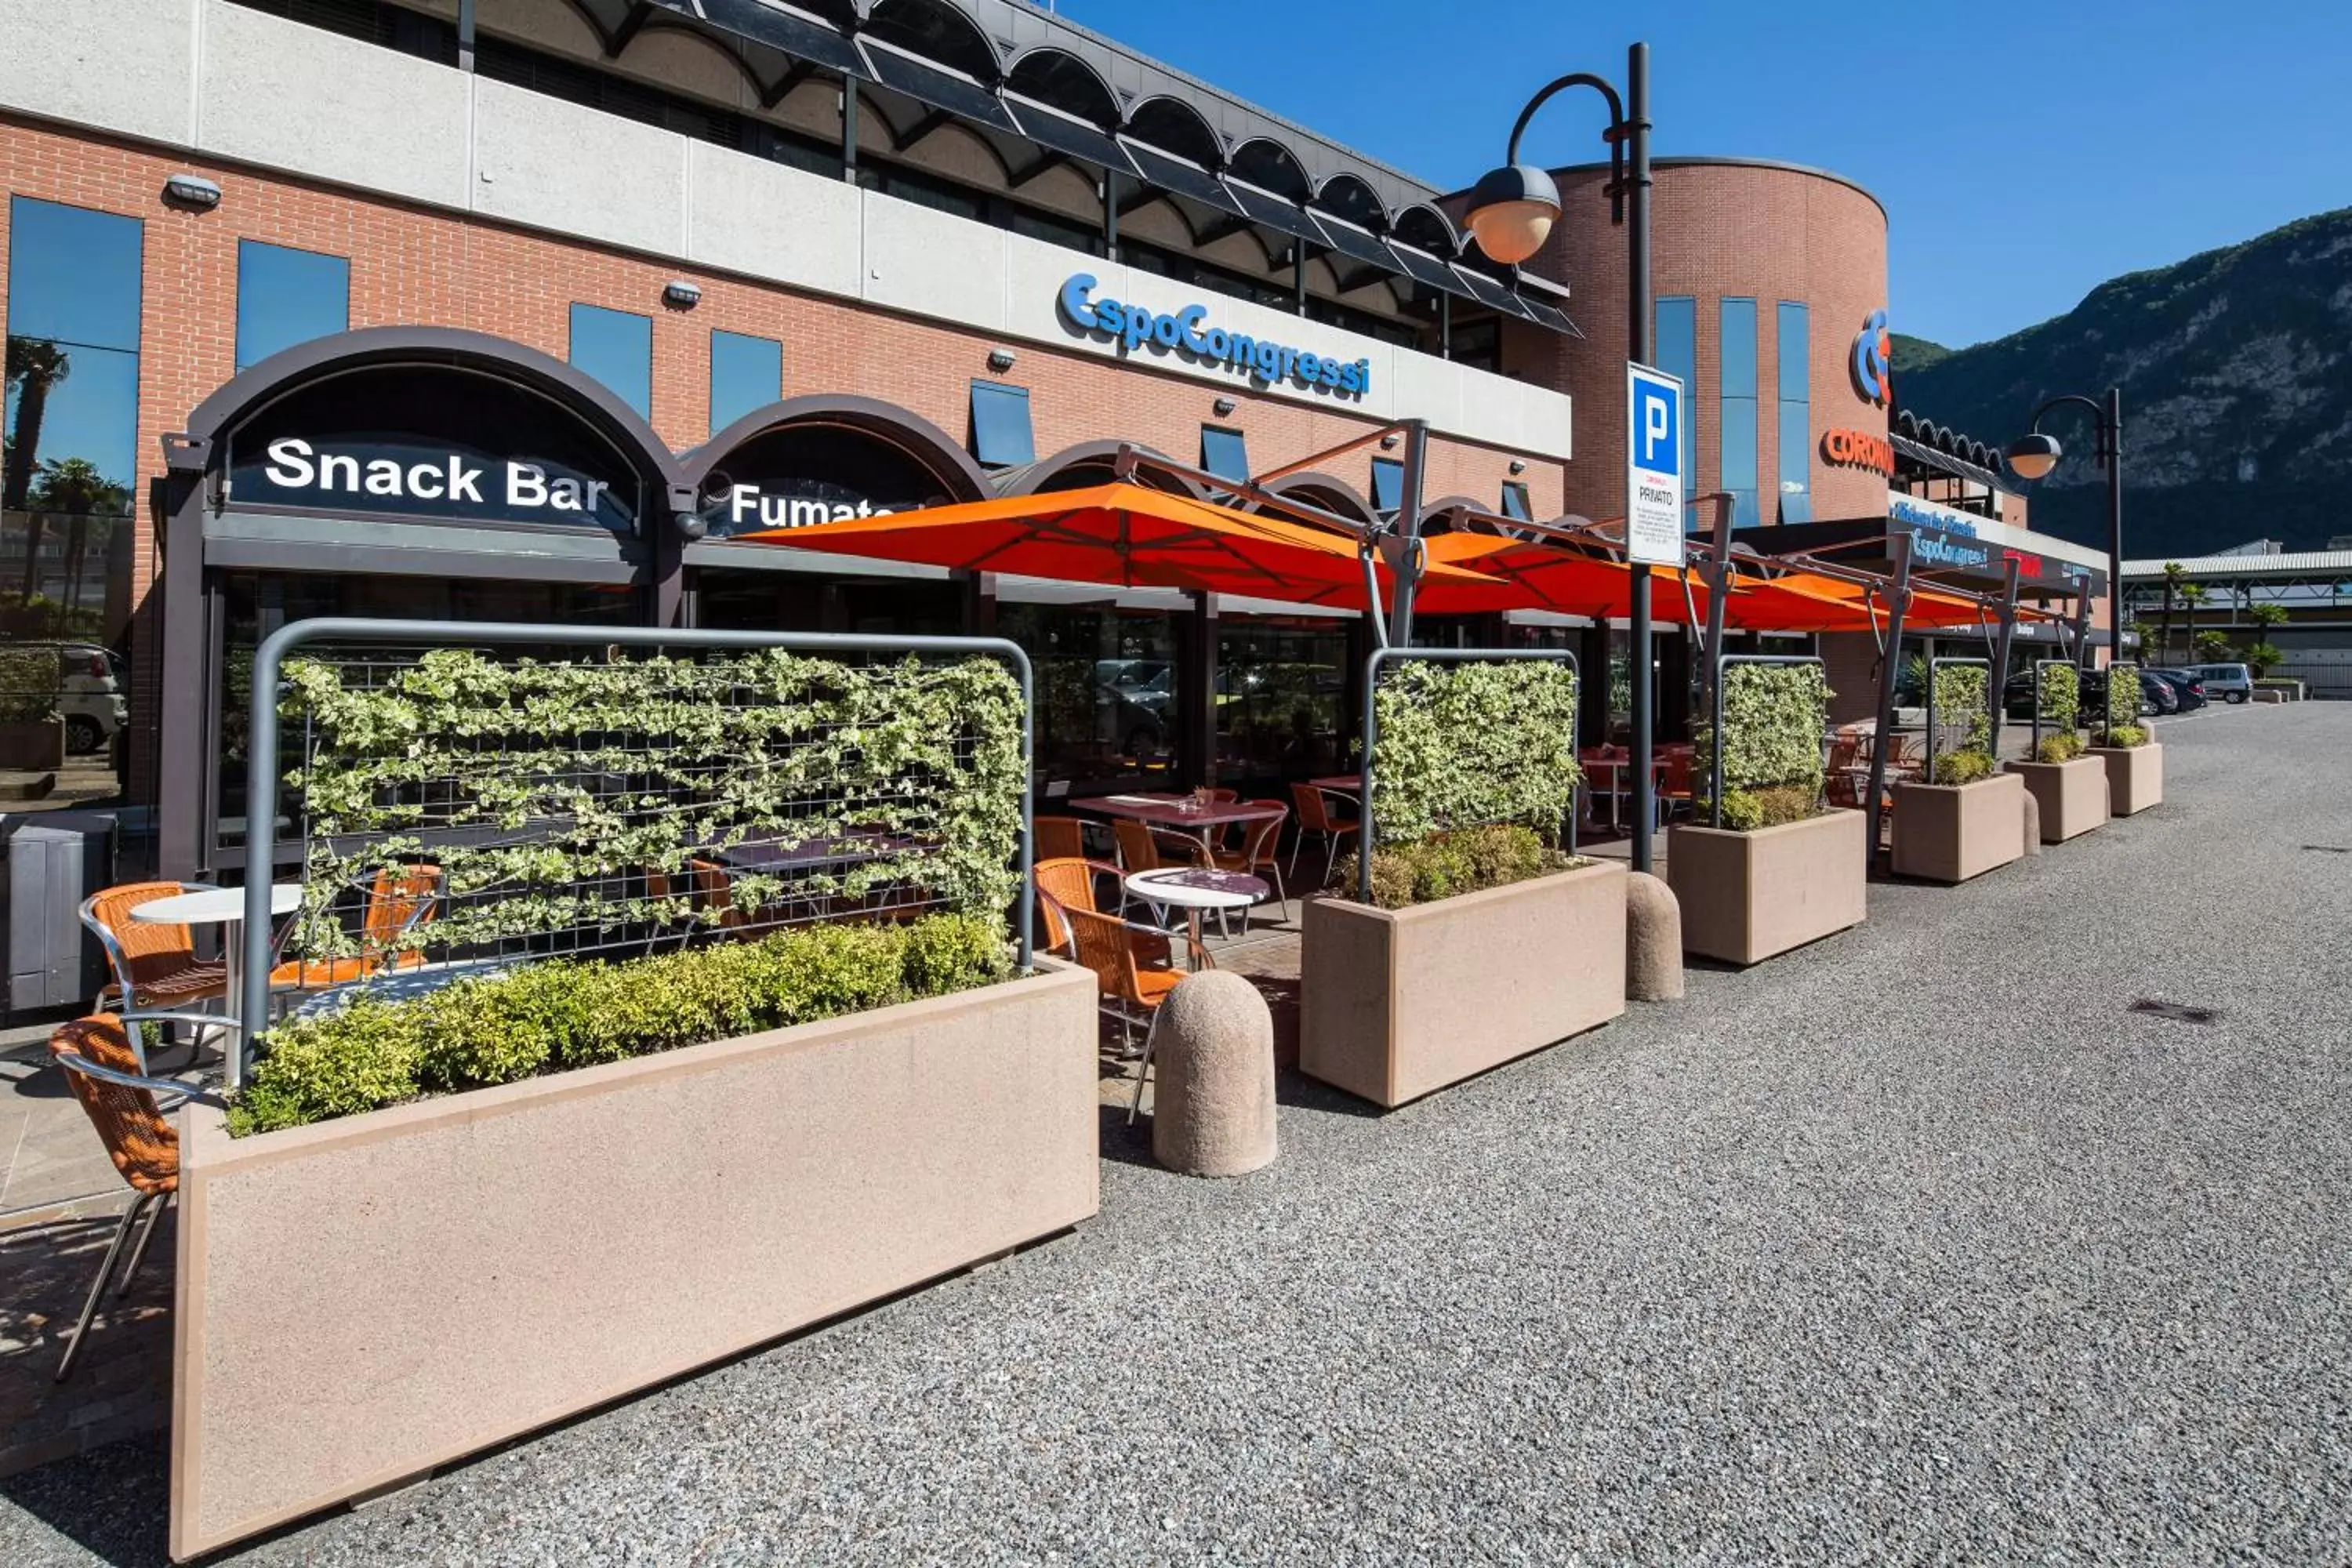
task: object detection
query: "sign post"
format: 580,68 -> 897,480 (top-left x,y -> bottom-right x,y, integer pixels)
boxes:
1624,361 -> 1683,869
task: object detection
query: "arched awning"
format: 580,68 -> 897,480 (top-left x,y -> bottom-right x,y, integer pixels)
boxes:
993,440 -> 1207,503
1250,470 -> 1378,528
680,394 -> 989,539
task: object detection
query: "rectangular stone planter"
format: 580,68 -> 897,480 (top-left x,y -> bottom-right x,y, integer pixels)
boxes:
0,718 -> 64,771
2089,742 -> 2162,815
1666,809 -> 1867,965
2008,756 -> 2108,842
1301,861 -> 1626,1109
1891,771 -> 2027,884
171,960 -> 1098,1561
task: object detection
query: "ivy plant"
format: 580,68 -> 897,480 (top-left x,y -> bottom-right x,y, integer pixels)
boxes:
1929,662 -> 1995,782
0,648 -> 59,724
277,648 -> 1026,960
1368,659 -> 1580,848
2103,662 -> 2141,743
1696,662 -> 1831,829
2036,662 -> 2081,735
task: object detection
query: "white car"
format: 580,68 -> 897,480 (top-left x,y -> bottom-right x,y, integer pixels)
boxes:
17,641 -> 129,753
2184,662 -> 2253,704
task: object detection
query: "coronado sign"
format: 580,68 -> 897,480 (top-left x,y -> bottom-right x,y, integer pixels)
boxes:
1058,274 -> 1370,397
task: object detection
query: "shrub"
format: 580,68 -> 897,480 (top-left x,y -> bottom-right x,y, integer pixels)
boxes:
2035,662 -> 2080,735
1696,662 -> 1831,829
1929,750 -> 1994,786
1341,823 -> 1574,910
0,648 -> 60,724
2103,661 -> 2141,741
2240,641 -> 2285,677
1369,659 -> 1579,848
227,912 -> 1011,1135
2035,731 -> 2086,764
2104,724 -> 2148,750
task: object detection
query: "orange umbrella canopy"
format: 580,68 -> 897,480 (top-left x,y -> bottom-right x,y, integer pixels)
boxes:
735,482 -> 1497,610
1730,570 -> 2023,634
1413,532 -> 1716,620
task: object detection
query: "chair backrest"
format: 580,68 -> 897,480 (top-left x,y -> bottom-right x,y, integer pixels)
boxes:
1035,855 -> 1114,917
50,1015 -> 179,1196
82,881 -> 203,987
1062,906 -> 1145,1005
1111,818 -> 1164,872
1206,788 -> 1239,804
1289,782 -> 1334,833
1239,805 -> 1287,866
1035,815 -> 1087,862
686,858 -> 747,927
1826,737 -> 1861,771
1661,750 -> 1693,793
361,864 -> 442,951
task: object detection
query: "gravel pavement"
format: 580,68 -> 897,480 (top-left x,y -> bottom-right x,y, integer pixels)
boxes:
7,702 -> 2349,1566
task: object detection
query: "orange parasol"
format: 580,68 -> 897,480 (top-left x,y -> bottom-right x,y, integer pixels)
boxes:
1411,532 -> 1717,620
732,482 -> 1500,611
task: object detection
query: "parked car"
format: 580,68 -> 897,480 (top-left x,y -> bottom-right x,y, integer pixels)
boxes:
2139,673 -> 2180,715
11,641 -> 128,753
2183,662 -> 2253,703
2146,670 -> 2209,711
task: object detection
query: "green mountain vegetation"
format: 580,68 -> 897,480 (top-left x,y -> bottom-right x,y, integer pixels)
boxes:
1894,207 -> 2352,557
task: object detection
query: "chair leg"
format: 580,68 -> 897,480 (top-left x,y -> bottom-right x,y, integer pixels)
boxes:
115,1191 -> 169,1298
1127,1011 -> 1158,1124
56,1196 -> 147,1382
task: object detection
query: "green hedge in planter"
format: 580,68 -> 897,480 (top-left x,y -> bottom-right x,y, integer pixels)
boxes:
2103,661 -> 2140,742
228,912 -> 1014,1136
1369,659 -> 1580,848
1338,822 -> 1579,909
2035,731 -> 2087,763
2105,724 -> 2148,749
2037,662 -> 2080,734
1696,662 -> 1831,829
0,648 -> 60,724
1929,663 -> 1994,782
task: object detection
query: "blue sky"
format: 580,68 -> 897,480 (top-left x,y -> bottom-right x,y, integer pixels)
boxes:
1054,0 -> 2352,349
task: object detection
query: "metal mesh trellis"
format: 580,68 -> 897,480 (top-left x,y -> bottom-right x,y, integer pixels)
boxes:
234,621 -> 1034,1071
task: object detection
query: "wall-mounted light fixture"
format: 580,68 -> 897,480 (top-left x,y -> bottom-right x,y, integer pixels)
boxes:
987,347 -> 1018,372
662,279 -> 702,308
1212,397 -> 1236,417
1508,459 -> 1527,475
162,174 -> 222,210
1379,434 -> 1399,450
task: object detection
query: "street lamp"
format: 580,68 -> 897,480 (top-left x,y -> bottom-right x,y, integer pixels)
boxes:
2005,390 -> 2123,668
1465,42 -> 1654,871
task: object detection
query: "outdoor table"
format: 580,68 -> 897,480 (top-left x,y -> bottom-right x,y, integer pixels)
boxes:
1580,757 -> 1668,833
1078,792 -> 1286,860
706,831 -> 916,872
1121,868 -> 1268,967
1304,774 -> 1361,794
131,884 -> 300,1036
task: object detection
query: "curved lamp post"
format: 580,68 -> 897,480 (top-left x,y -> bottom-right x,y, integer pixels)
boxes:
1465,42 -> 1654,870
2005,390 -> 2122,670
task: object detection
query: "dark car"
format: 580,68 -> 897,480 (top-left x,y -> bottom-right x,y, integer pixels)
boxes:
2146,669 -> 2208,711
2139,673 -> 2180,715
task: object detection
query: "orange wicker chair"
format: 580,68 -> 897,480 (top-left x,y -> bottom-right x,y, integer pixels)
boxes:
270,864 -> 443,993
1287,782 -> 1359,887
80,882 -> 227,1014
47,1013 -> 225,1381
1657,749 -> 1697,822
1035,815 -> 1088,863
1112,818 -> 1210,877
1210,804 -> 1288,931
1058,904 -> 1210,1122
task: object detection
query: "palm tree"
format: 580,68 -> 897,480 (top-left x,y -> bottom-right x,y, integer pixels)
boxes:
2158,561 -> 2187,663
2248,601 -> 2289,639
30,456 -> 132,613
2176,582 -> 2207,663
2,336 -> 71,513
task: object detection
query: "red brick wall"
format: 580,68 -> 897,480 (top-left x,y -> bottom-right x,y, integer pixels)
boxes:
1499,159 -> 1890,527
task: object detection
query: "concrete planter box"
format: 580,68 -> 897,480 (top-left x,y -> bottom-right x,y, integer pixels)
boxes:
1301,861 -> 1625,1109
1891,771 -> 2027,884
1666,810 -> 1867,965
0,717 -> 64,771
2008,757 -> 2108,842
171,961 -> 1098,1560
2089,742 -> 2163,815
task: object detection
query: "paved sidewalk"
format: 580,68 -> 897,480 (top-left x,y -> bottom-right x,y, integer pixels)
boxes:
6,702 -> 2348,1565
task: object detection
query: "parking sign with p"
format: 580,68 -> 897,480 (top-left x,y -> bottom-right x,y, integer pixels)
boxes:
1624,361 -> 1686,566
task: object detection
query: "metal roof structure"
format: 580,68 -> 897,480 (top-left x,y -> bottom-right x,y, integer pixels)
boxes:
2122,550 -> 2352,579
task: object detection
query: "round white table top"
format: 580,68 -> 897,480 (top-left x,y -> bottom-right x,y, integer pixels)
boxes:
131,884 -> 303,926
1123,868 -> 1268,911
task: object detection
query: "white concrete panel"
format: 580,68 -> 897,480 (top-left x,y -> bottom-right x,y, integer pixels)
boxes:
472,75 -> 686,258
860,190 -> 1007,333
687,143 -> 862,302
0,0 -> 195,150
198,0 -> 469,209
1383,350 -> 1465,442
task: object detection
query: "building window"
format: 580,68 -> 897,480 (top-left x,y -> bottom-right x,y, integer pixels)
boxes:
1370,456 -> 1403,514
709,330 -> 781,434
1777,302 -> 1811,524
1719,298 -> 1759,529
3,197 -> 143,673
1200,426 -> 1250,484
1654,296 -> 1697,504
1499,481 -> 1532,522
235,240 -> 350,373
569,303 -> 652,418
969,379 -> 1036,468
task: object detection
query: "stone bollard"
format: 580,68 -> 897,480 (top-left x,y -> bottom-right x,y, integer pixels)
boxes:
1624,870 -> 1685,1003
1149,970 -> 1276,1178
2020,786 -> 2042,857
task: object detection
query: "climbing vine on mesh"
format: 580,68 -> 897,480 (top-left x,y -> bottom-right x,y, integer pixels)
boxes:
1369,659 -> 1581,848
277,648 -> 1026,960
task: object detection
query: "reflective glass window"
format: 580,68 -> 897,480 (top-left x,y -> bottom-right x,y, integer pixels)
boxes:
235,241 -> 350,372
1499,481 -> 1531,522
969,379 -> 1036,468
568,303 -> 653,418
1201,426 -> 1250,483
1719,299 -> 1759,528
5,198 -> 141,350
1653,296 -> 1697,499
997,603 -> 1184,789
709,329 -> 781,434
1370,456 -> 1403,514
1777,302 -> 1810,524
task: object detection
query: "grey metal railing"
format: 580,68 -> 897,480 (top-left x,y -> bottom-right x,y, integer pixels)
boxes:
237,619 -> 1035,1086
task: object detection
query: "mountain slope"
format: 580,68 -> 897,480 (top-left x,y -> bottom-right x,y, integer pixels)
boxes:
1895,208 -> 2352,557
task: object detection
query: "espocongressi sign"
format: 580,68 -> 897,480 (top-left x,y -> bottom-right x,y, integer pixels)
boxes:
1058,274 -> 1371,397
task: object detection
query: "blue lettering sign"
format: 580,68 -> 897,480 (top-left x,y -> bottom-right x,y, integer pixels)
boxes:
1058,274 -> 1370,399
